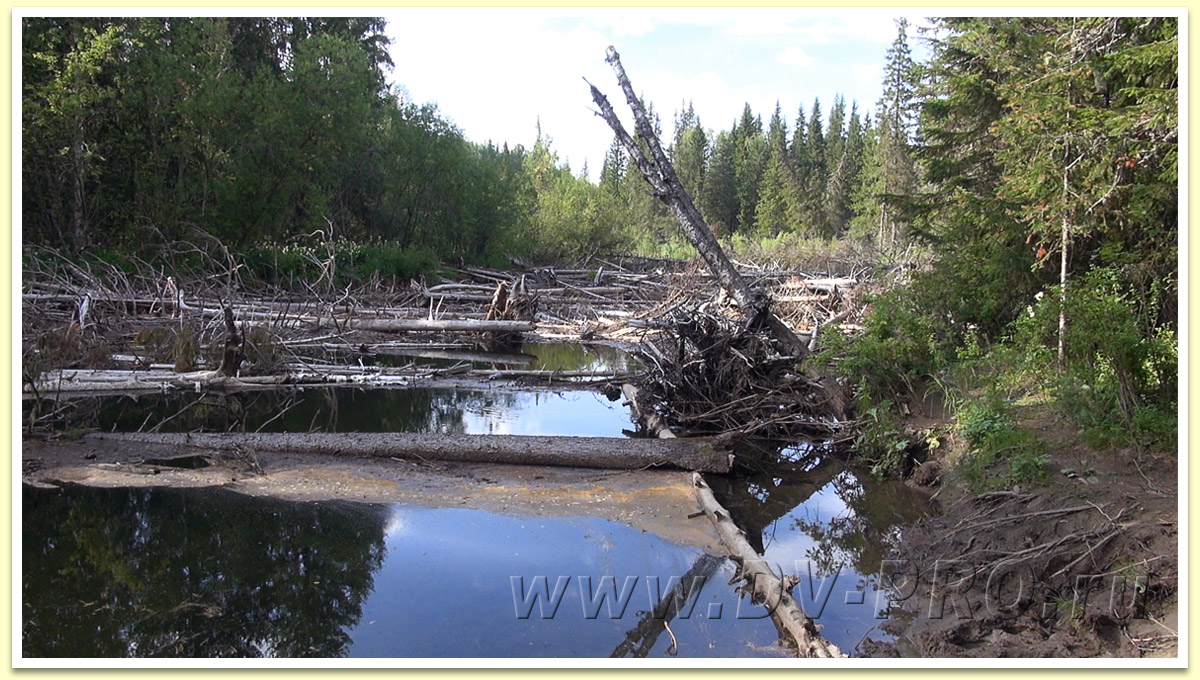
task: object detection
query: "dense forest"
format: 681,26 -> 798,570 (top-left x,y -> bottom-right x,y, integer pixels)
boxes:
21,17 -> 922,272
22,16 -> 1179,459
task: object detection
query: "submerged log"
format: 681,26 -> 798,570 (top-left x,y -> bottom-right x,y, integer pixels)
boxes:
691,472 -> 845,658
86,432 -> 735,473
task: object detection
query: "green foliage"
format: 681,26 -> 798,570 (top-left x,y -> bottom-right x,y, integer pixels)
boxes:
820,287 -> 947,409
1013,269 -> 1177,450
955,396 -> 1050,491
242,239 -> 438,288
852,401 -> 912,477
22,17 -> 535,269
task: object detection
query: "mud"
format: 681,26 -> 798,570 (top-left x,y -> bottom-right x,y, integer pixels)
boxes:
864,406 -> 1180,659
21,434 -> 724,554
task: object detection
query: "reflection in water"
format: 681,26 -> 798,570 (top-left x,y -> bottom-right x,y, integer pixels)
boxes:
21,429 -> 935,656
23,485 -> 797,658
704,440 -> 936,653
26,387 -> 633,438
22,484 -> 388,658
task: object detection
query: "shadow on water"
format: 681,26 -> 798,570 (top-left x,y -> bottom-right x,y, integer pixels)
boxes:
26,387 -> 634,437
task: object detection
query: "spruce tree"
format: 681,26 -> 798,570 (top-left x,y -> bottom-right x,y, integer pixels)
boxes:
700,129 -> 738,235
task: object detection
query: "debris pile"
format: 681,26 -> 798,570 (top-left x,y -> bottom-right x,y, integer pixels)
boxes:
630,295 -> 853,441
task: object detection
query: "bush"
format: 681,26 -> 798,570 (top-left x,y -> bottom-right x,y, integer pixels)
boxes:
852,401 -> 913,477
1013,268 -> 1177,451
820,288 -> 947,409
243,239 -> 438,288
955,395 -> 1050,491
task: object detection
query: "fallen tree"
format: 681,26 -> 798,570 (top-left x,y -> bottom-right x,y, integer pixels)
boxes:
691,472 -> 845,658
84,431 -> 736,473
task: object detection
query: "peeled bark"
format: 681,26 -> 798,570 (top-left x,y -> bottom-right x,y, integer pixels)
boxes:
86,432 -> 736,473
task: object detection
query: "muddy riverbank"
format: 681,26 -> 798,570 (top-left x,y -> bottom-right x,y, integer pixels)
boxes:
862,405 -> 1180,659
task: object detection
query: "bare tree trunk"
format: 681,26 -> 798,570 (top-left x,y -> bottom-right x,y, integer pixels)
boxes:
218,306 -> 245,376
70,128 -> 87,250
1058,211 -> 1069,369
85,431 -> 736,473
588,47 -> 808,358
691,473 -> 845,657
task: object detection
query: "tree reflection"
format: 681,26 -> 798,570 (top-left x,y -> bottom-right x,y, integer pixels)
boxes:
793,472 -> 936,578
704,439 -> 935,578
704,440 -> 845,554
23,484 -> 388,658
26,386 -> 533,435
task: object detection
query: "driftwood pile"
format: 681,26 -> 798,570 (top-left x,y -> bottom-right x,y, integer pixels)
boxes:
630,302 -> 853,441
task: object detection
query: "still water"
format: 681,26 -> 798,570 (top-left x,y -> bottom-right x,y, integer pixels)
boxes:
22,341 -> 933,658
31,387 -> 635,438
331,341 -> 637,372
22,455 -> 933,659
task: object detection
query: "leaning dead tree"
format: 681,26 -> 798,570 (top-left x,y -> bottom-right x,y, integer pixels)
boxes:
588,46 -> 808,358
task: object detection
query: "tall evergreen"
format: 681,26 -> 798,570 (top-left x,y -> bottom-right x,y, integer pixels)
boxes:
700,129 -> 738,235
670,101 -> 708,204
731,104 -> 767,233
755,102 -> 793,235
862,18 -> 921,249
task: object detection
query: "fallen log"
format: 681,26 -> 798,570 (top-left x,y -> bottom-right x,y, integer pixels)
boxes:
83,432 -> 735,473
691,472 -> 845,658
343,318 -> 534,333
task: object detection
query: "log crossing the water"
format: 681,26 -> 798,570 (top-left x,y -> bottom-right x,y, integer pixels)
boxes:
691,472 -> 846,658
85,432 -> 735,473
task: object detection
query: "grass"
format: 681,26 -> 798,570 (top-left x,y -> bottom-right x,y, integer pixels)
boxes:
955,395 -> 1051,492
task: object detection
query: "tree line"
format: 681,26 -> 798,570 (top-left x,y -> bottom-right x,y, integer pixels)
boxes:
22,16 -> 925,276
834,16 -> 1178,464
22,17 -> 536,279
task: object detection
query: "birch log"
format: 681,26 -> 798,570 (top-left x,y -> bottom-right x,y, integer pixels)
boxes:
691,472 -> 845,657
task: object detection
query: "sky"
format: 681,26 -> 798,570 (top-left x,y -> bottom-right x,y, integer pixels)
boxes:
382,8 -> 931,181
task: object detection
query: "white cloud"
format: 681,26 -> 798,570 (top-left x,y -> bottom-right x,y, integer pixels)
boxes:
852,63 -> 883,98
776,46 -> 814,67
582,12 -> 658,38
380,8 -> 914,180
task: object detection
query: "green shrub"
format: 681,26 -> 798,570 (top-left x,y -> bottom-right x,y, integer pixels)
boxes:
243,239 -> 439,288
1013,268 -> 1177,451
852,401 -> 912,477
955,395 -> 1049,491
820,288 -> 947,409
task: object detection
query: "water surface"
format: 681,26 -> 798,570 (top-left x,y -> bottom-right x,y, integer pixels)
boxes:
28,387 -> 634,438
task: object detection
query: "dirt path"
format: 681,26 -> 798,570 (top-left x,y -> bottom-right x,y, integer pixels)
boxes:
864,406 -> 1179,658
